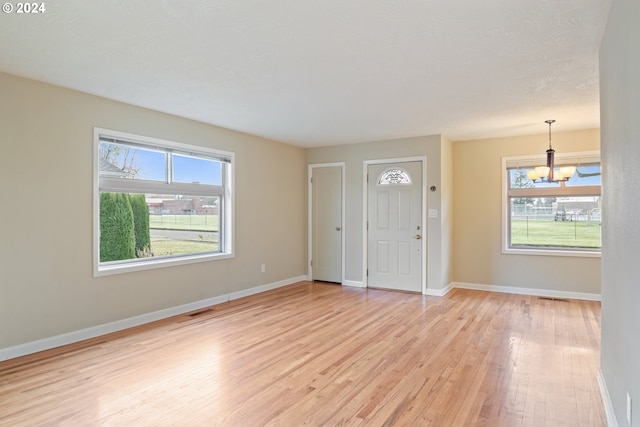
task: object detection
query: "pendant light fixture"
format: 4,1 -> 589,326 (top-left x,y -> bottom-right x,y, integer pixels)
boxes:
526,120 -> 576,182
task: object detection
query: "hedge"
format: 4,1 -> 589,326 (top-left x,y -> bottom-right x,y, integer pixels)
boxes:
130,193 -> 151,255
100,192 -> 136,262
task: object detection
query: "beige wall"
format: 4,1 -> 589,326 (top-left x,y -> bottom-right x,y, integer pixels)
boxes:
452,128 -> 601,294
306,135 -> 454,293
0,73 -> 306,349
600,0 -> 640,422
439,136 -> 454,288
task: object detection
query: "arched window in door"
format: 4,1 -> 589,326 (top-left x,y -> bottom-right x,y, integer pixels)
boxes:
378,168 -> 412,185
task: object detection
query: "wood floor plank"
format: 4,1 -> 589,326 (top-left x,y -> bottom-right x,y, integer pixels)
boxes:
0,282 -> 605,426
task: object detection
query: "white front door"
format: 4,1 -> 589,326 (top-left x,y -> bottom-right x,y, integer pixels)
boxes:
312,166 -> 342,283
367,161 -> 422,292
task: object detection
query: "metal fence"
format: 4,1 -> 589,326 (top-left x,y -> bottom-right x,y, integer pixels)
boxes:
511,206 -> 601,224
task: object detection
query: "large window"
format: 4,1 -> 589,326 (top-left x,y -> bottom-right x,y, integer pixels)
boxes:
503,151 -> 601,256
94,128 -> 234,276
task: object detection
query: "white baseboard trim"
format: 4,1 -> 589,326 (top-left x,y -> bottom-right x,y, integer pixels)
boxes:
425,284 -> 453,297
598,370 -> 619,427
452,282 -> 601,301
228,275 -> 307,300
343,280 -> 365,288
0,275 -> 306,362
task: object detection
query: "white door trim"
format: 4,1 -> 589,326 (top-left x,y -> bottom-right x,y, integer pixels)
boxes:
308,162 -> 346,283
362,156 -> 427,294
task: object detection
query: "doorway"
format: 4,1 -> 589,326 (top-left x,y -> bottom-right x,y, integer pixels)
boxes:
366,160 -> 424,293
309,164 -> 344,283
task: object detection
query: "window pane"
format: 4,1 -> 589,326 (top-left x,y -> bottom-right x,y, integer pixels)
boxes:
148,194 -> 220,257
565,165 -> 602,187
100,192 -> 219,264
378,168 -> 411,185
173,154 -> 222,185
509,196 -> 601,249
99,142 -> 166,181
508,170 -> 560,189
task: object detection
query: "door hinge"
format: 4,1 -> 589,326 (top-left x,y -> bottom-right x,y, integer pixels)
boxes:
366,269 -> 369,276
310,177 -> 313,184
310,260 -> 313,267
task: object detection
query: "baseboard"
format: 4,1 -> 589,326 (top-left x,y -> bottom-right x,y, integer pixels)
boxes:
0,275 -> 305,362
425,284 -> 453,297
598,370 -> 619,427
228,275 -> 307,300
452,282 -> 601,301
343,280 -> 365,288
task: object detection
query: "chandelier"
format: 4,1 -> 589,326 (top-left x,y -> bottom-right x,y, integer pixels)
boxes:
526,120 -> 576,183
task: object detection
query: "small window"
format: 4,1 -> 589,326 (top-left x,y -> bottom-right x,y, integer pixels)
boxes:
503,152 -> 601,256
378,168 -> 411,185
94,128 -> 234,276
99,142 -> 167,181
172,154 -> 222,185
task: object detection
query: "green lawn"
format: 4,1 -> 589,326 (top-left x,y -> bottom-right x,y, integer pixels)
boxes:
149,214 -> 218,231
151,240 -> 219,256
511,219 -> 601,248
148,215 -> 219,256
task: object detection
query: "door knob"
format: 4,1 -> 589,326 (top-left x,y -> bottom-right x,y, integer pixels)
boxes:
336,226 -> 341,231
415,235 -> 421,240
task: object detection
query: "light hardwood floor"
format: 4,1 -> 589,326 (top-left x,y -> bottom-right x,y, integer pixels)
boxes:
0,282 -> 605,426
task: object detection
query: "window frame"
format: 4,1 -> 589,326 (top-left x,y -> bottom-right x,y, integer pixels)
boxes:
501,150 -> 601,258
93,127 -> 235,276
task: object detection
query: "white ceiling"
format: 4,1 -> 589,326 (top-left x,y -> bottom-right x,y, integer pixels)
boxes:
0,0 -> 611,147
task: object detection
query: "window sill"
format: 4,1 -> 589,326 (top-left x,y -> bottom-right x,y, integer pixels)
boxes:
503,247 -> 601,258
94,251 -> 234,277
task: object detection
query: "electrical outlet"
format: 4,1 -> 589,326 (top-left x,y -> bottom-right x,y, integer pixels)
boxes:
260,264 -> 266,273
627,392 -> 632,425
